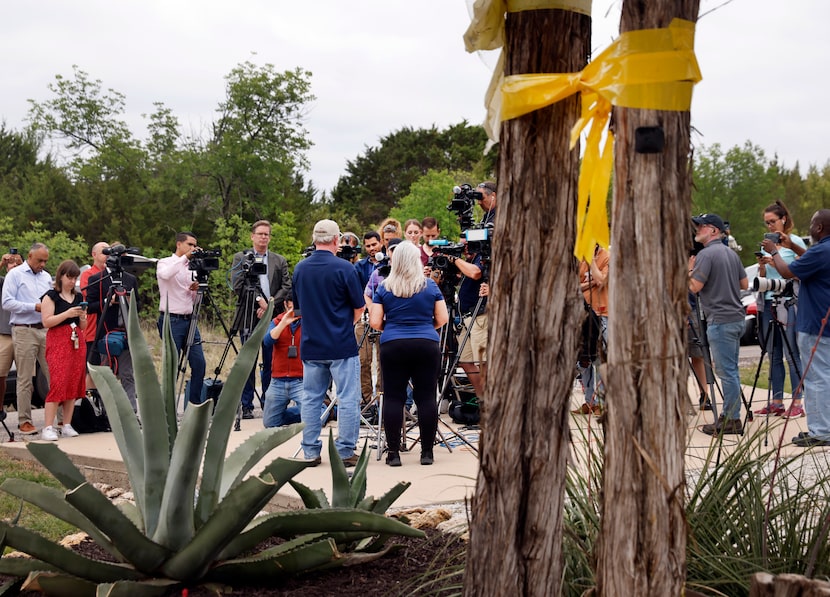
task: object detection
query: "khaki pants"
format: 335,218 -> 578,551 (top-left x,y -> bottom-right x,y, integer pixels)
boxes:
11,326 -> 48,426
355,318 -> 380,401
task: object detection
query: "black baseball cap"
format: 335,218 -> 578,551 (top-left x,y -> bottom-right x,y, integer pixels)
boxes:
692,213 -> 726,232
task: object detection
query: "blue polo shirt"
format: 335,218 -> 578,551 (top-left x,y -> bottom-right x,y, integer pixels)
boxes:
373,278 -> 444,344
292,250 -> 365,360
789,236 -> 830,337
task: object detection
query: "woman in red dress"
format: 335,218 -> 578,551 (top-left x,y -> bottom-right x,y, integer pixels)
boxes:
40,260 -> 88,440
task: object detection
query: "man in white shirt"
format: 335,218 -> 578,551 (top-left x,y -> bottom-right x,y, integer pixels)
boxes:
1,243 -> 52,434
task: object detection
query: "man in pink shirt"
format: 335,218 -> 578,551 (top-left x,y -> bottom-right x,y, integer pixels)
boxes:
156,231 -> 205,405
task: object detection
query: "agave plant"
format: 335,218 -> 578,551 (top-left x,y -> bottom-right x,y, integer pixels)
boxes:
0,297 -> 422,596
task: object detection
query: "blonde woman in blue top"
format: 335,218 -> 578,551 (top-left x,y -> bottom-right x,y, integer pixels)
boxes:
370,241 -> 448,466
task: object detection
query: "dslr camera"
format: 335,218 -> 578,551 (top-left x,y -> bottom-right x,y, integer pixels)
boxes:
338,244 -> 361,262
752,277 -> 794,295
428,239 -> 465,271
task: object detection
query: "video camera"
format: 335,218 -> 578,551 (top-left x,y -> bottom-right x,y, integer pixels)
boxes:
238,249 -> 267,277
190,249 -> 221,272
448,183 -> 480,231
428,239 -> 465,271
103,244 -> 141,271
338,244 -> 361,262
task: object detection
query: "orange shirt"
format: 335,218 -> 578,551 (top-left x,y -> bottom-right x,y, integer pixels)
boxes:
579,248 -> 609,316
80,264 -> 106,343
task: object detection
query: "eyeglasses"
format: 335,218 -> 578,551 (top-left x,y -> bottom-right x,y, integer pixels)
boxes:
764,218 -> 780,227
382,225 -> 397,233
477,183 -> 496,194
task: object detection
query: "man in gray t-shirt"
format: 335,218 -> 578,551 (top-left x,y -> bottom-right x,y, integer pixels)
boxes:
690,213 -> 748,435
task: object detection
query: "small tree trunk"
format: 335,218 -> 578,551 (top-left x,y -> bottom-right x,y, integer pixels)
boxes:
464,8 -> 590,596
597,1 -> 700,595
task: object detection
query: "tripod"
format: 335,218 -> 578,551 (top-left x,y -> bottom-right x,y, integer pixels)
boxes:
687,297 -> 721,420
176,273 -> 237,419
213,273 -> 266,417
356,312 -> 388,460
747,294 -> 802,445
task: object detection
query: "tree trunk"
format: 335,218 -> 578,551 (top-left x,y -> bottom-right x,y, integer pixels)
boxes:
597,1 -> 700,595
464,8 -> 590,596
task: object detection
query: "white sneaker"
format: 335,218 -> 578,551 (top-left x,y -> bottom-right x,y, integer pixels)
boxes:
61,424 -> 80,438
41,426 -> 59,441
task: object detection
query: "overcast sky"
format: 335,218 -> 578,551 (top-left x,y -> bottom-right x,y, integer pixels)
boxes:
2,0 -> 828,195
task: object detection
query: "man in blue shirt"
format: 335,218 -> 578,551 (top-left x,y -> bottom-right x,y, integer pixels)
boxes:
292,219 -> 365,467
763,209 -> 830,447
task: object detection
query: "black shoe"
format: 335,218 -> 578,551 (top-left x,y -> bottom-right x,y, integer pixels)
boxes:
699,394 -> 712,411
420,451 -> 434,466
702,416 -> 743,436
386,451 -> 402,467
792,435 -> 830,448
242,407 -> 254,420
304,455 -> 322,466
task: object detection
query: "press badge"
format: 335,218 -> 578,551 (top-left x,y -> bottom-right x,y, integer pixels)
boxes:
287,345 -> 298,358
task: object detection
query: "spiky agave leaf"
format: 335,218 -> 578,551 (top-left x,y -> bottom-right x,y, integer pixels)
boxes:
125,293 -> 172,538
205,536 -> 339,584
0,521 -> 144,583
0,479 -> 121,560
218,423 -> 305,500
87,363 -> 146,528
216,508 -> 424,561
195,300 -> 274,525
21,572 -> 97,597
161,475 -> 279,581
150,400 -> 212,551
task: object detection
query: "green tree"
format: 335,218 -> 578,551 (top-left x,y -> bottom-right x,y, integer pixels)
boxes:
389,169 -> 487,241
0,217 -> 88,272
692,141 -> 782,263
330,121 -> 496,227
203,61 -> 316,222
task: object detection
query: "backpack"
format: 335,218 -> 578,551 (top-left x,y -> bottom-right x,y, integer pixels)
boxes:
71,391 -> 111,433
449,397 -> 480,426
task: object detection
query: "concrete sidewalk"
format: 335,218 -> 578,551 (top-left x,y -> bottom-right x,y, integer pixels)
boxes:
0,379 -> 817,511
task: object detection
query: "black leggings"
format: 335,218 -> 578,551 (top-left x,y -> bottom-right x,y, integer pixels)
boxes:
380,338 -> 440,453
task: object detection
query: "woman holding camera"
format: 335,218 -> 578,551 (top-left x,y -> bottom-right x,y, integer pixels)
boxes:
369,241 -> 448,466
755,200 -> 807,418
40,260 -> 88,440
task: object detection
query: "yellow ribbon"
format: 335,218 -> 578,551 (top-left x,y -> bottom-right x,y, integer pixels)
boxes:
499,18 -> 702,262
464,0 -> 592,52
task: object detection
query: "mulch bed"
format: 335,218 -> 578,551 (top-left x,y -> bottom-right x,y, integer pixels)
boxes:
3,528 -> 465,596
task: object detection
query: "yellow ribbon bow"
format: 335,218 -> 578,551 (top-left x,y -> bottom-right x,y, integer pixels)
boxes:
499,18 -> 702,262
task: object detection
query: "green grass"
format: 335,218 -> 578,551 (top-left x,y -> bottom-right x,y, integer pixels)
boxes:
0,450 -> 77,548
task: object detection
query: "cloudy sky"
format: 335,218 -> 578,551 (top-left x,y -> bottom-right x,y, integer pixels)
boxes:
2,0 -> 828,195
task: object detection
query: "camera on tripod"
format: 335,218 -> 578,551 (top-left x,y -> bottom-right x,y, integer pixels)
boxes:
448,183 -> 480,231
428,239 -> 465,271
237,249 -> 266,277
338,244 -> 361,261
103,244 -> 140,271
753,277 -> 795,295
189,249 -> 221,274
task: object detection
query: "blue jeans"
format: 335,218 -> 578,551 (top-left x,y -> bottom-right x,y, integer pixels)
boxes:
759,299 -> 802,400
577,315 -> 607,405
262,377 -> 302,428
300,356 -> 361,459
240,334 -> 272,410
706,320 -> 744,420
158,316 -> 205,405
798,333 -> 830,439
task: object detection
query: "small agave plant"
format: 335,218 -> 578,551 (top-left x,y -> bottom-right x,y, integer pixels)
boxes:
0,298 -> 422,596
